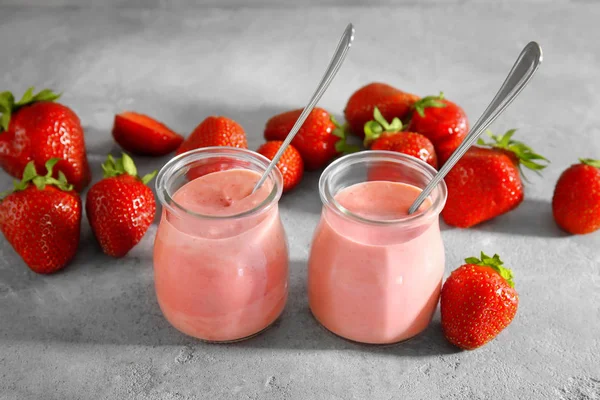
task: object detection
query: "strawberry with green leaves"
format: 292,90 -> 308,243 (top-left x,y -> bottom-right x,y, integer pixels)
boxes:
0,158 -> 82,274
442,130 -> 549,228
552,158 -> 600,234
344,83 -> 420,138
86,153 -> 157,258
407,92 -> 469,165
264,108 -> 358,170
0,87 -> 91,191
441,252 -> 518,350
364,107 -> 438,168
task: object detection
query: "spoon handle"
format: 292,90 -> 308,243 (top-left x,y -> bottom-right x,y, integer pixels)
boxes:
408,41 -> 543,215
253,23 -> 355,193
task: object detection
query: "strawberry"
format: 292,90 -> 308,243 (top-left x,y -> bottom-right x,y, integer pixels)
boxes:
552,158 -> 600,234
264,108 -> 358,170
364,107 -> 437,168
441,252 -> 518,350
0,158 -> 81,274
86,153 -> 157,258
344,82 -> 419,138
257,141 -> 304,193
0,87 -> 91,192
406,93 -> 469,166
177,116 -> 247,155
112,112 -> 184,156
442,130 -> 548,228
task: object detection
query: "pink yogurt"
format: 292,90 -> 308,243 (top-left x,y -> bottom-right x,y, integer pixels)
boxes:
308,152 -> 447,344
154,159 -> 288,342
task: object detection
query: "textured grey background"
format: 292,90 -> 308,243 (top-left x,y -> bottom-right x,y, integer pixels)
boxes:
0,1 -> 599,399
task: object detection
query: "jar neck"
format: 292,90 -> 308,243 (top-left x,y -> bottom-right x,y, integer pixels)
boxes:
319,151 -> 447,228
156,147 -> 283,221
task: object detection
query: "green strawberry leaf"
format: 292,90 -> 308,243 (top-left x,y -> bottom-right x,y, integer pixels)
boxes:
479,129 -> 550,177
15,87 -> 61,107
335,140 -> 361,154
57,171 -> 68,185
0,91 -> 15,132
330,115 -> 362,155
16,87 -> 35,106
330,115 -> 345,139
141,170 -> 158,185
0,91 -> 15,112
372,107 -> 390,130
2,158 -> 73,196
100,153 -> 155,185
44,158 -> 60,176
122,153 -> 138,177
388,117 -> 402,132
21,162 -> 38,183
465,251 -> 515,288
363,106 -> 403,147
412,92 -> 446,118
31,88 -> 61,103
0,88 -> 60,133
580,158 -> 600,168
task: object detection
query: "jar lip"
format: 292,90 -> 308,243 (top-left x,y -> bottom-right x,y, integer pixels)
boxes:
155,147 -> 283,220
319,150 -> 448,226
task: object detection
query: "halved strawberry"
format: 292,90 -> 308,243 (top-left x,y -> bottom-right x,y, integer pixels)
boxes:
112,112 -> 184,156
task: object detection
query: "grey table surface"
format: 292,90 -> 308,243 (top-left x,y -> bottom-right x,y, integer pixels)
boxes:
1,2 -> 599,399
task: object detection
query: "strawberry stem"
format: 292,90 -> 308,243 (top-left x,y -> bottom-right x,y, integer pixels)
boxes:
331,116 -> 361,155
101,153 -> 157,185
465,252 -> 515,288
477,129 -> 549,177
580,158 -> 600,168
363,107 -> 403,147
0,158 -> 73,198
0,87 -> 61,132
412,92 -> 446,118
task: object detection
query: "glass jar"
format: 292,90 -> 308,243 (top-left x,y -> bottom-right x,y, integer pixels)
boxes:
154,147 -> 289,342
308,151 -> 448,345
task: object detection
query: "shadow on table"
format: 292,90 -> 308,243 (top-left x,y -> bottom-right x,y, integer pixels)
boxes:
231,261 -> 460,357
0,259 -> 459,356
440,198 -> 567,238
473,198 -> 567,238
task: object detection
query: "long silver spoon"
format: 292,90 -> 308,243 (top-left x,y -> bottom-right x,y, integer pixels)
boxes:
252,23 -> 355,193
408,41 -> 543,215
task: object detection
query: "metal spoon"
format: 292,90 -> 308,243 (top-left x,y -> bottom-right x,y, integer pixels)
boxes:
252,23 -> 355,193
407,41 -> 543,215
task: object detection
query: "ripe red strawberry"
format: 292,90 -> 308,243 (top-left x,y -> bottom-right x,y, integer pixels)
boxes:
112,112 -> 184,156
264,108 -> 357,170
257,141 -> 304,193
0,158 -> 81,274
344,82 -> 419,138
441,252 -> 518,350
86,153 -> 157,257
407,93 -> 469,166
552,159 -> 600,234
0,87 -> 91,191
177,116 -> 247,155
442,130 -> 548,228
364,107 -> 437,168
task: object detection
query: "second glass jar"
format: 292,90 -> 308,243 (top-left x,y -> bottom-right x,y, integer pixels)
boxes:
308,151 -> 448,345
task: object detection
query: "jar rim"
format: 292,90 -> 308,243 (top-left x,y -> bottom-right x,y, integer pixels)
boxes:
319,151 -> 448,226
155,147 -> 283,220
